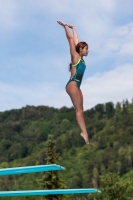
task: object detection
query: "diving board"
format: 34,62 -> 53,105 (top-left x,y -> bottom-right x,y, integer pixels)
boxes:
0,189 -> 101,197
0,164 -> 65,176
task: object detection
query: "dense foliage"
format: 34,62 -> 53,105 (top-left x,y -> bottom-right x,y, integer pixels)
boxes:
39,134 -> 70,200
0,99 -> 133,199
99,172 -> 133,200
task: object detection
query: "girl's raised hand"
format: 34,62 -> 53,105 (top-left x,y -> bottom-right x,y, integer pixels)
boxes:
67,24 -> 74,29
57,20 -> 67,27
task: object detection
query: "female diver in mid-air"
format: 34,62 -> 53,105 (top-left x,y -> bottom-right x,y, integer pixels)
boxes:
57,20 -> 89,144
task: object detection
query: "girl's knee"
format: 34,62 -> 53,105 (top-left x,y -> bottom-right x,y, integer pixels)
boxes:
76,107 -> 84,114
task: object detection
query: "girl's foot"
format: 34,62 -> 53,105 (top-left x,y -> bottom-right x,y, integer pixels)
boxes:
80,132 -> 89,144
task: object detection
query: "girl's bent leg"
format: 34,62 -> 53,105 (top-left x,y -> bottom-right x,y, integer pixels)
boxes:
66,82 -> 89,144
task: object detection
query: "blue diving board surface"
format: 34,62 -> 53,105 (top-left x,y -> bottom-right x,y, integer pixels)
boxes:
0,189 -> 101,197
0,164 -> 65,176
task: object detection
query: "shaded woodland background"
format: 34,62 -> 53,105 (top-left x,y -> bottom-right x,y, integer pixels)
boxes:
0,99 -> 133,199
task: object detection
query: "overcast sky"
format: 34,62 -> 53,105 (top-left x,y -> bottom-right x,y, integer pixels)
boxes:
0,0 -> 133,111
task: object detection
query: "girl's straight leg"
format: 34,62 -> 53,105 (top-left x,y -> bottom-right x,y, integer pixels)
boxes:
66,81 -> 89,144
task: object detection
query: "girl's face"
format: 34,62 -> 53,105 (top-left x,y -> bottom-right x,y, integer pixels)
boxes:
81,45 -> 89,56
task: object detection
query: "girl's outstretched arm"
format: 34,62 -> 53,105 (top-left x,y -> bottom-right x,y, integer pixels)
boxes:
67,24 -> 79,45
57,20 -> 78,59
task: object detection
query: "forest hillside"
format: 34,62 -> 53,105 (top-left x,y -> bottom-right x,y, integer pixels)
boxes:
0,99 -> 133,191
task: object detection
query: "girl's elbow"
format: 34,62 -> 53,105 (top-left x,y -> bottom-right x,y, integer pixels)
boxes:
67,36 -> 73,41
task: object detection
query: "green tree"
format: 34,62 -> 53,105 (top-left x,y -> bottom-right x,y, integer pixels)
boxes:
99,172 -> 133,200
39,134 -> 70,200
105,102 -> 115,119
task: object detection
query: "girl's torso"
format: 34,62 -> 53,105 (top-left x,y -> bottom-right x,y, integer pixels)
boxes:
66,58 -> 86,89
70,58 -> 86,81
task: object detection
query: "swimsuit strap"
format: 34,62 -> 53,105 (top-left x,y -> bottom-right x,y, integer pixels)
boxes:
72,58 -> 81,67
